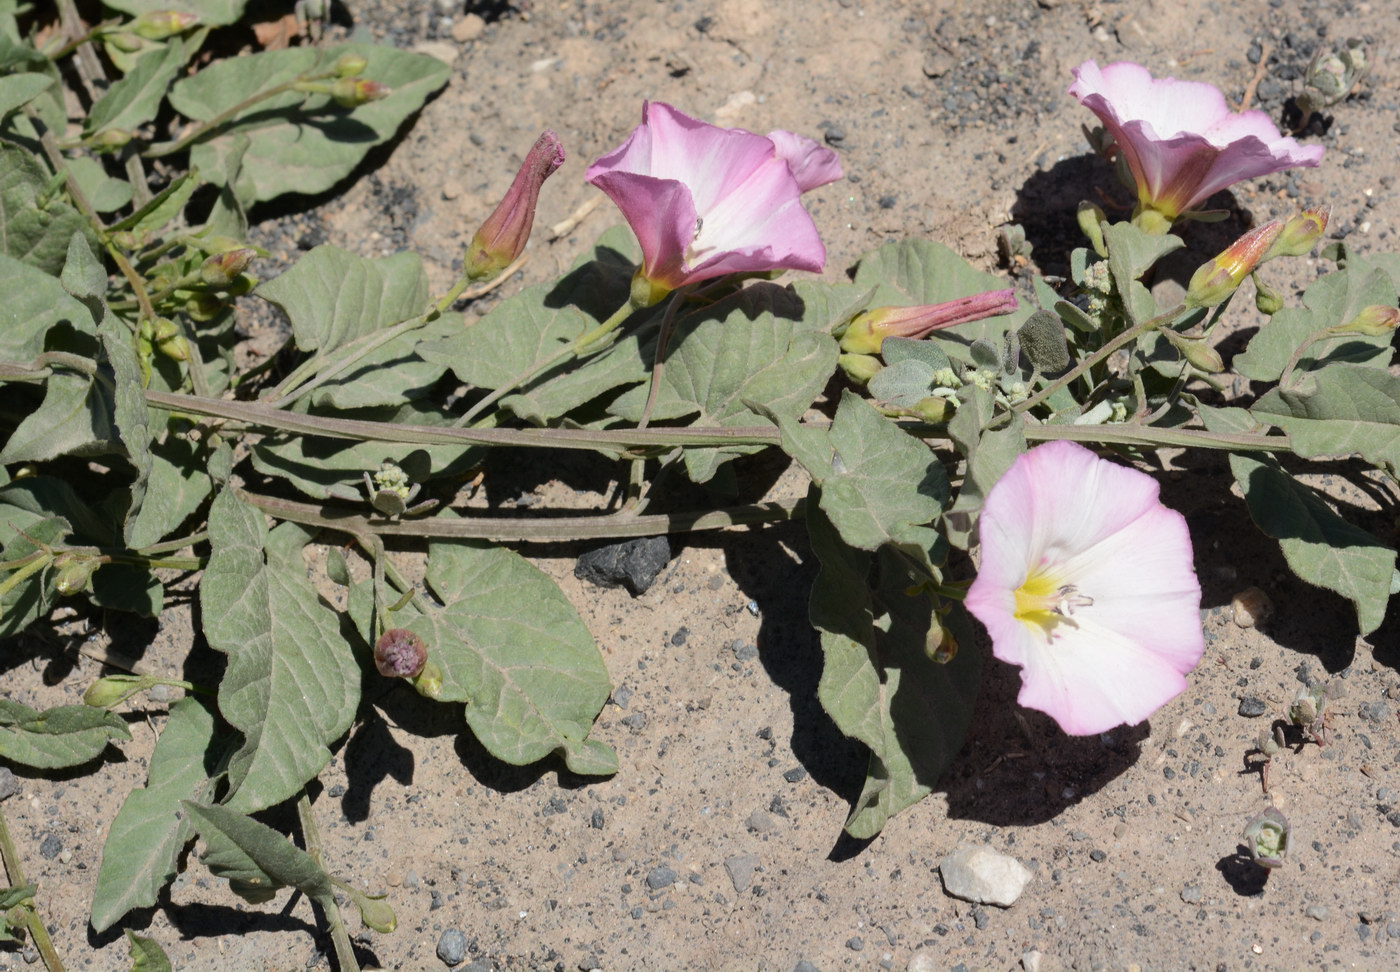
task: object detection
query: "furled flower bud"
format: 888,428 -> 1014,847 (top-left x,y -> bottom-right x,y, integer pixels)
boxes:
1161,329 -> 1224,373
838,352 -> 882,385
374,628 -> 427,679
331,77 -> 390,108
83,675 -> 150,708
53,551 -> 100,595
464,131 -> 566,282
1253,274 -> 1284,315
1184,221 -> 1284,308
90,129 -> 134,153
1241,807 -> 1290,869
199,248 -> 257,288
185,294 -> 225,321
334,53 -> 370,78
132,10 -> 200,40
413,660 -> 444,699
838,290 -> 1019,356
1328,304 -> 1399,338
1266,206 -> 1329,260
1076,200 -> 1108,258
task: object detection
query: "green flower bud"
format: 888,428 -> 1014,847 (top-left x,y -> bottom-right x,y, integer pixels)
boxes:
1265,206 -> 1330,260
131,11 -> 200,41
1185,221 -> 1284,308
185,293 -> 225,321
1253,274 -> 1285,315
89,129 -> 134,153
354,893 -> 397,934
413,661 -> 444,699
911,396 -> 951,423
199,248 -> 257,288
53,551 -> 100,595
1162,329 -> 1224,373
83,675 -> 150,708
105,31 -> 144,53
1076,201 -> 1108,257
1241,807 -> 1290,869
330,77 -> 391,108
335,53 -> 370,77
838,352 -> 882,385
1328,304 -> 1399,338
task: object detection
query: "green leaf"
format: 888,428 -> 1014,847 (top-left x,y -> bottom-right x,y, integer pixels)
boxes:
87,38 -> 190,137
172,44 -> 450,204
125,931 -> 173,972
199,490 -> 359,812
0,371 -> 116,464
1017,308 -> 1071,372
90,562 -> 164,617
386,539 -> 617,775
101,325 -> 157,545
1203,406 -> 1395,636
608,282 -> 839,482
868,358 -> 939,408
0,73 -> 52,118
126,436 -> 213,549
182,802 -> 333,905
0,513 -> 66,639
807,497 -> 981,837
1253,363 -> 1400,474
1235,262 -> 1396,382
110,168 -> 199,236
944,385 -> 1026,549
1103,221 -> 1183,299
776,390 -> 947,572
311,312 -> 462,411
0,882 -> 35,909
0,142 -> 96,275
256,245 -> 428,355
102,0 -> 249,27
92,698 -> 221,933
0,700 -> 130,769
851,239 -> 1027,364
882,336 -> 951,374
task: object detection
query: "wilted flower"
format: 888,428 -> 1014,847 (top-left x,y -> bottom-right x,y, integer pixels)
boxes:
838,289 -> 1019,355
374,628 -> 427,679
1184,220 -> 1283,308
1069,60 -> 1324,229
586,102 -> 838,300
964,440 -> 1204,736
464,131 -> 565,281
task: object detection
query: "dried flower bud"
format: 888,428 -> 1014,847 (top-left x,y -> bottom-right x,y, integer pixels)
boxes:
200,248 -> 257,288
1184,221 -> 1284,308
464,131 -> 566,282
1266,206 -> 1330,260
131,11 -> 200,41
331,77 -> 391,108
1329,304 -> 1399,338
1241,806 -> 1290,869
374,628 -> 427,679
334,53 -> 370,78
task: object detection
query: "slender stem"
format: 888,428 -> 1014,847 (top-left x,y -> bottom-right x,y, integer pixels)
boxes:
296,795 -> 360,972
456,298 -> 637,426
1278,328 -> 1332,390
0,806 -> 66,972
0,557 -> 50,602
136,531 -> 210,556
239,489 -> 808,542
1015,302 -> 1188,415
636,286 -> 691,431
145,80 -> 302,159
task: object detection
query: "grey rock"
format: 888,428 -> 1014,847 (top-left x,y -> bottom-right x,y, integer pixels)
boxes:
1238,697 -> 1268,717
575,537 -> 671,595
646,865 -> 677,890
782,767 -> 808,783
590,808 -> 605,829
462,961 -> 494,972
906,950 -> 940,972
846,936 -> 864,951
1306,905 -> 1331,920
794,963 -> 821,972
725,853 -> 759,892
38,835 -> 61,860
938,844 -> 1033,907
0,767 -> 18,801
1181,885 -> 1203,903
746,809 -> 777,833
436,928 -> 468,966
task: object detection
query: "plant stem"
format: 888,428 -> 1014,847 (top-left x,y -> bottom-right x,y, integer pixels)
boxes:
455,298 -> 637,426
136,531 -> 210,556
145,81 -> 301,159
296,794 -> 360,972
0,805 -> 67,972
1015,302 -> 1188,415
239,489 -> 807,542
1278,327 -> 1333,390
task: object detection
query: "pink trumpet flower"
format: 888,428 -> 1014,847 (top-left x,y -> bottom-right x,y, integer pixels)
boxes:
1069,60 -> 1324,230
586,102 -> 840,301
965,441 -> 1204,736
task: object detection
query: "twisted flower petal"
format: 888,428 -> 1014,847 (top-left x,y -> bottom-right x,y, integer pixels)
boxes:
585,102 -> 832,292
965,440 -> 1204,735
1069,60 -> 1324,221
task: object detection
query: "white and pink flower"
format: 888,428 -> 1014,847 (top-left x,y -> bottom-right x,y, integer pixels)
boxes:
965,440 -> 1204,736
1069,60 -> 1324,227
586,102 -> 840,297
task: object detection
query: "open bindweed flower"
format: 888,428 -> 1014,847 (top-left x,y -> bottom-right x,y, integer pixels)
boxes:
1069,60 -> 1324,232
586,102 -> 839,303
964,441 -> 1204,736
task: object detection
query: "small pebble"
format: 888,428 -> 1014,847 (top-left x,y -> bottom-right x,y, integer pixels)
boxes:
590,809 -> 605,829
646,865 -> 677,890
1306,905 -> 1331,920
782,767 -> 807,783
1232,587 -> 1273,628
794,963 -> 820,972
725,853 -> 759,893
450,13 -> 485,42
436,928 -> 468,966
906,950 -> 939,972
1181,885 -> 1202,903
746,809 -> 777,833
846,936 -> 865,951
1089,849 -> 1107,863
1238,697 -> 1268,718
38,835 -> 61,860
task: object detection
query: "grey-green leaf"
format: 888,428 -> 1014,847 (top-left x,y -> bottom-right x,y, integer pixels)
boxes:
92,698 -> 221,933
0,252 -> 95,361
125,931 -> 173,972
0,372 -> 116,464
0,700 -> 131,769
0,73 -> 52,118
944,385 -> 1026,549
0,142 -> 96,275
183,801 -> 333,904
87,38 -> 190,137
125,437 -> 214,549
1252,363 -> 1400,474
1017,308 -> 1071,372
102,0 -> 249,28
199,490 -> 360,812
0,513 -> 67,639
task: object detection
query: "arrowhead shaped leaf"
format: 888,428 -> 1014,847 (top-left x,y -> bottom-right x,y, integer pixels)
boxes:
382,539 -> 616,775
1103,221 -> 1183,324
0,252 -> 93,361
172,44 -> 450,204
1252,363 -> 1400,473
183,801 -> 334,906
125,932 -> 173,972
807,497 -> 981,838
851,239 -> 1028,363
0,73 -> 52,118
0,143 -> 96,275
87,35 -> 198,138
126,437 -> 213,549
1235,261 -> 1396,382
92,698 -> 222,932
200,490 -> 359,812
0,700 -> 130,769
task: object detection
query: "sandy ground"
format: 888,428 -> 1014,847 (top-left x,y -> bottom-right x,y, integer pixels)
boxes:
5,0 -> 1400,969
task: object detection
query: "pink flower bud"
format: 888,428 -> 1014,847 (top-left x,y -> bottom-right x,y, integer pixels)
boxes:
1329,304 -> 1399,338
331,78 -> 391,108
1184,221 -> 1283,308
464,131 -> 565,282
374,628 -> 427,679
838,289 -> 1019,355
200,248 -> 257,287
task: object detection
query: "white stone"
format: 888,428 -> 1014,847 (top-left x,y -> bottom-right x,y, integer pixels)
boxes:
938,844 -> 1032,907
906,949 -> 940,972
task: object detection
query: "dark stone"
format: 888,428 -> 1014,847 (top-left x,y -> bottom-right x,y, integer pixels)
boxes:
694,15 -> 715,32
38,835 -> 61,860
1238,697 -> 1268,718
646,866 -> 678,890
782,767 -> 808,783
846,936 -> 865,951
794,963 -> 821,972
0,768 -> 18,802
590,809 -> 605,829
575,537 -> 671,595
437,929 -> 468,966
1090,849 -> 1107,862
670,627 -> 689,647
878,195 -> 898,209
